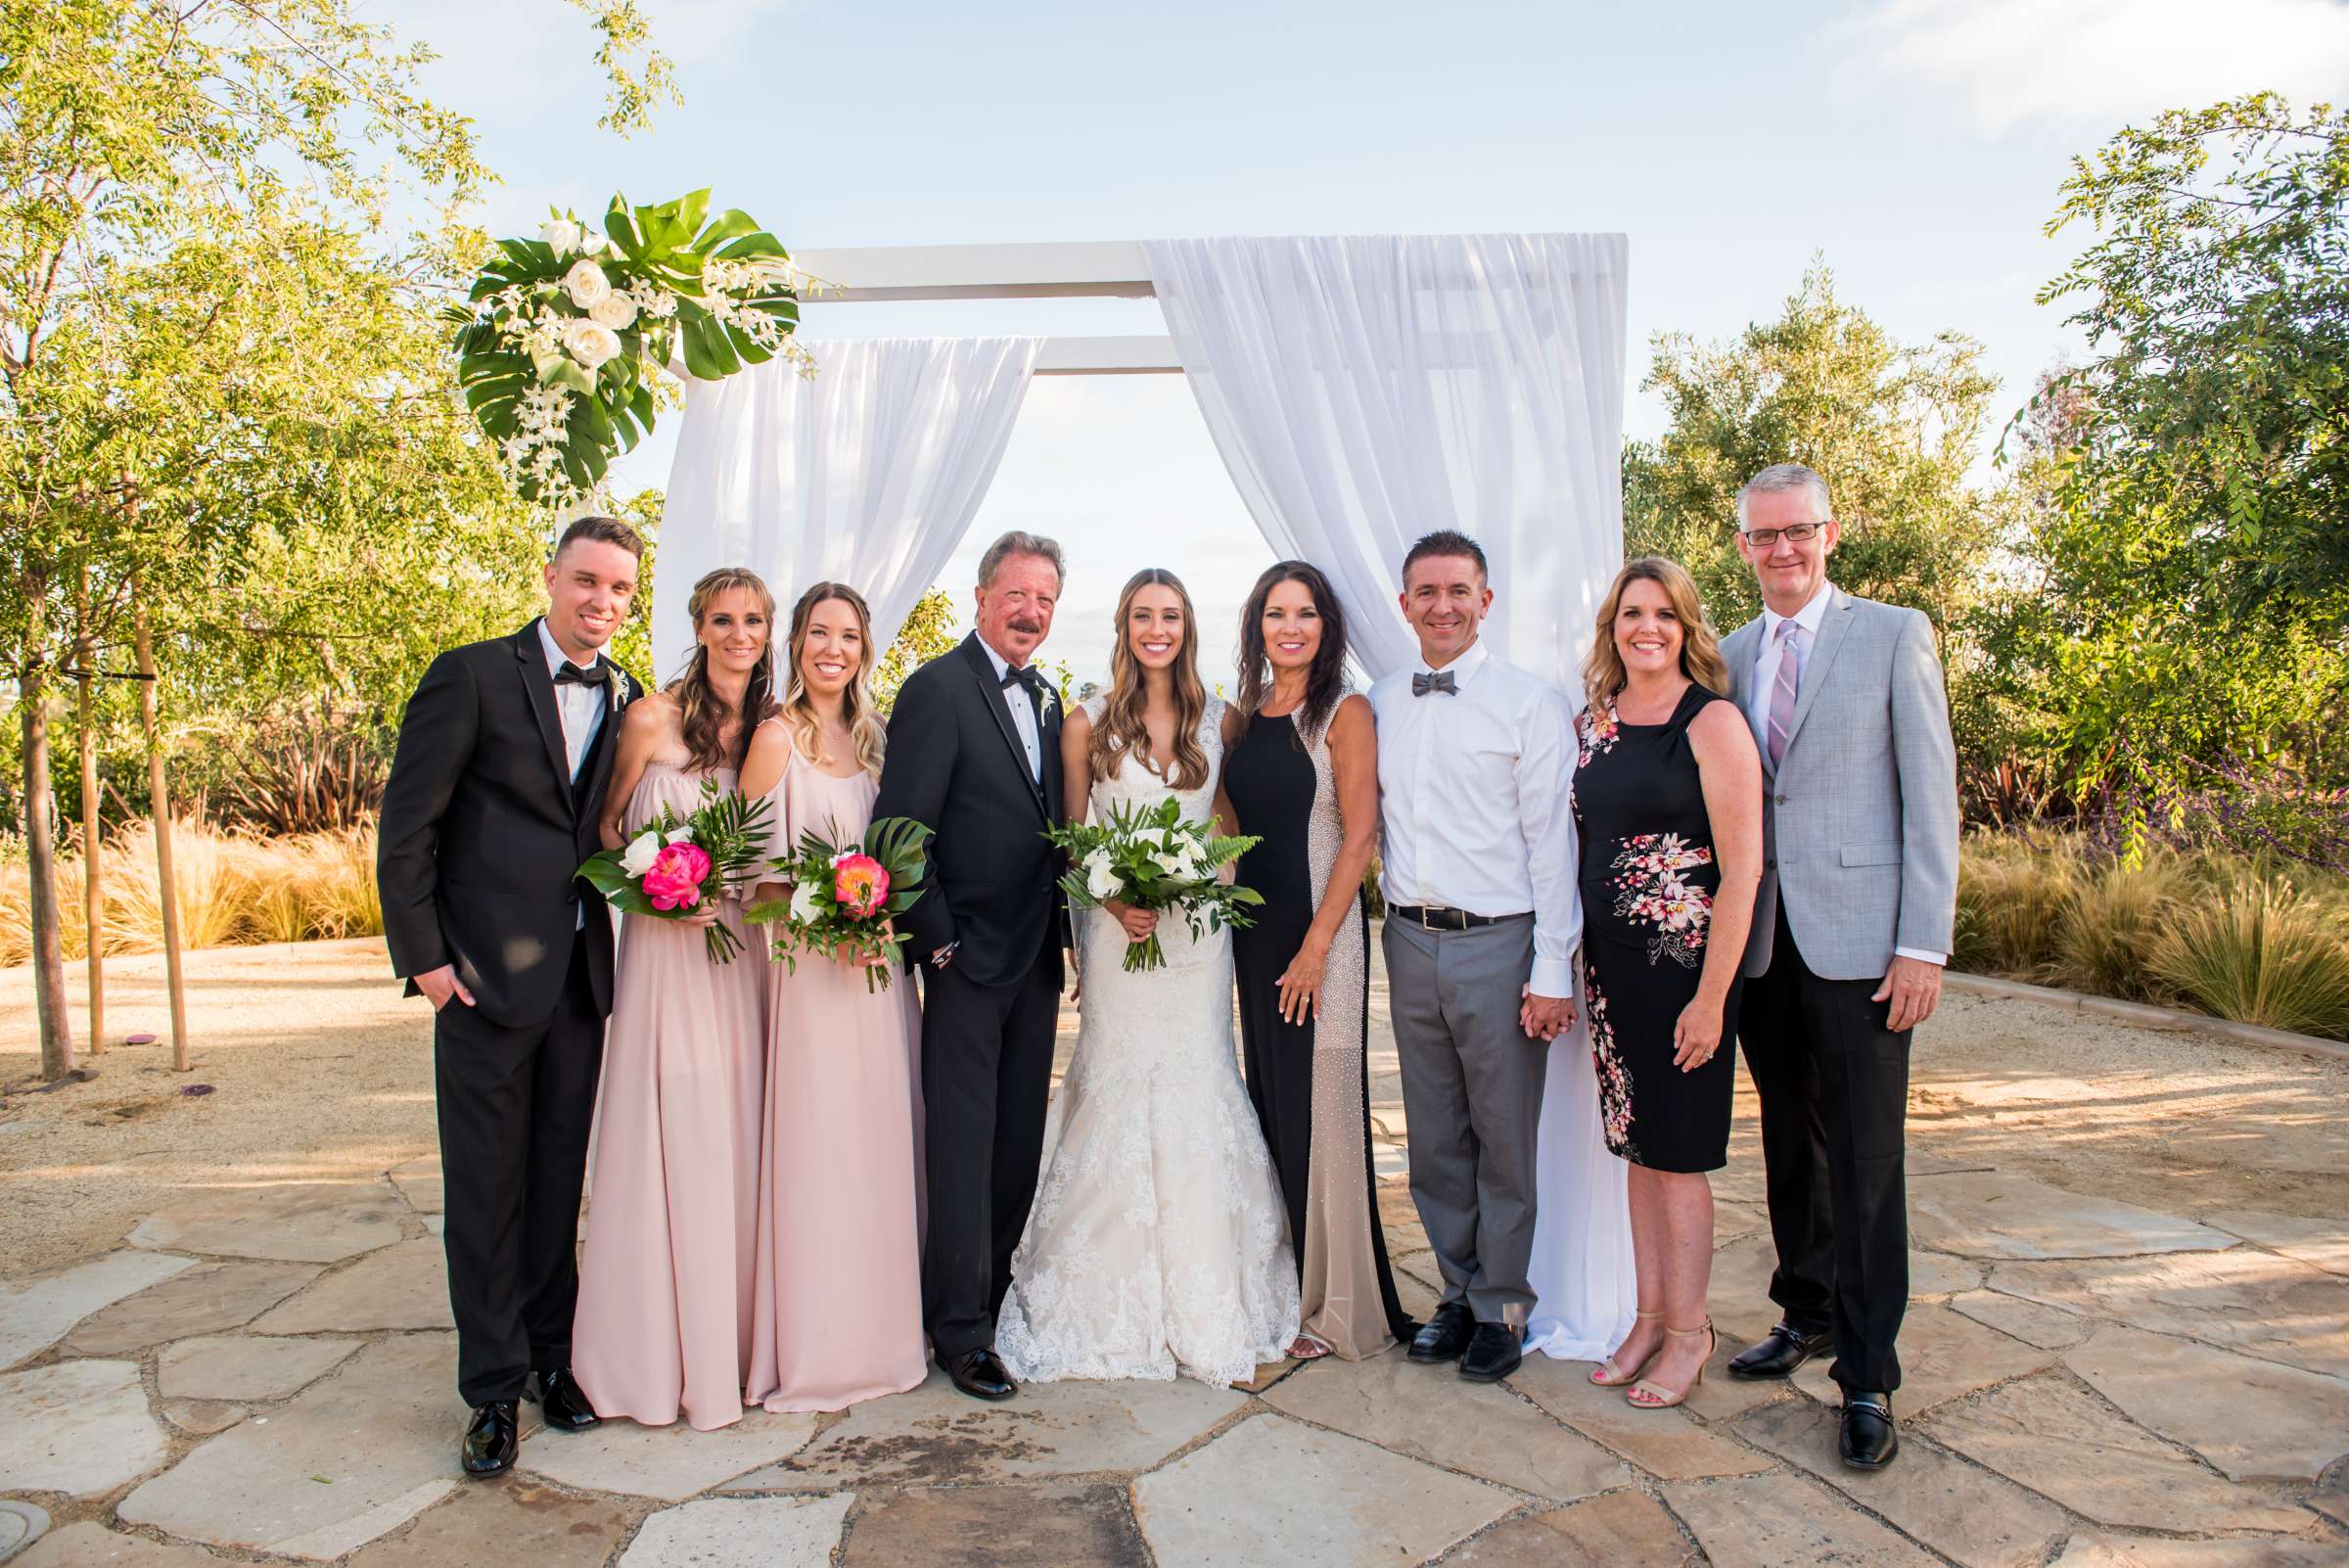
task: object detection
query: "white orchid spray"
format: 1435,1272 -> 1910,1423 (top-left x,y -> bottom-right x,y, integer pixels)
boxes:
453,191 -> 807,507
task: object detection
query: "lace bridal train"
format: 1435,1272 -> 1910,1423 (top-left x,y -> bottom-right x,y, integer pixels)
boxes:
997,696 -> 1301,1388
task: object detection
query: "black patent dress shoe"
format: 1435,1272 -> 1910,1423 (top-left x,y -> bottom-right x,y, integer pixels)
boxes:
1407,1303 -> 1475,1364
530,1367 -> 601,1431
461,1400 -> 519,1477
1727,1320 -> 1833,1380
944,1348 -> 1017,1402
1839,1392 -> 1899,1469
1457,1322 -> 1524,1383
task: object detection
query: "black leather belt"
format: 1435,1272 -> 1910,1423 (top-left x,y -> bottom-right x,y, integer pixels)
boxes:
1389,904 -> 1517,932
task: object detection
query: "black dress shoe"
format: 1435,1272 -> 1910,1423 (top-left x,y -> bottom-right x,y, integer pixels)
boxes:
1457,1322 -> 1524,1383
1727,1320 -> 1833,1380
1839,1392 -> 1899,1469
461,1400 -> 519,1477
530,1367 -> 600,1431
944,1348 -> 1016,1402
1407,1303 -> 1475,1364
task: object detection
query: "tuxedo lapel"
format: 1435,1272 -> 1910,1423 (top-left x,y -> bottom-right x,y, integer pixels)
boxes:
575,666 -> 635,817
514,623 -> 576,818
958,633 -> 1049,821
1777,588 -> 1853,764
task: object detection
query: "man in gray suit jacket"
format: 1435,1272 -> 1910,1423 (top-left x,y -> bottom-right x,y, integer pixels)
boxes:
1717,464 -> 1959,1472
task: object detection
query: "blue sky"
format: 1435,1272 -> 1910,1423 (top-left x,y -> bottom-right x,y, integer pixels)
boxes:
378,0 -> 2348,683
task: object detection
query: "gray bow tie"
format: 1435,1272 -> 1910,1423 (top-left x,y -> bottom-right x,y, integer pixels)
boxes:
1411,669 -> 1456,697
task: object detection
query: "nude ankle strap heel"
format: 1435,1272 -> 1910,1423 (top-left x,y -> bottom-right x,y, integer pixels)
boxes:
1628,1321 -> 1717,1409
1589,1311 -> 1666,1388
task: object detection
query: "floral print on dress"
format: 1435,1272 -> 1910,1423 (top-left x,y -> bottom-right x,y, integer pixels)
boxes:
1607,832 -> 1715,968
1576,700 -> 1621,769
1585,970 -> 1637,1163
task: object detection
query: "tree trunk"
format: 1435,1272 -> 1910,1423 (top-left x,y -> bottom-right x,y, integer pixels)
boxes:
21,569 -> 75,1081
77,558 -> 105,1054
132,582 -> 189,1072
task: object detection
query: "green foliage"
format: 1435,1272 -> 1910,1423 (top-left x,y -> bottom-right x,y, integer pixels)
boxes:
875,588 -> 959,715
2151,878 -> 2349,1039
1623,261 -> 2004,643
566,0 -> 682,135
1044,796 -> 1263,971
1978,95 -> 2349,816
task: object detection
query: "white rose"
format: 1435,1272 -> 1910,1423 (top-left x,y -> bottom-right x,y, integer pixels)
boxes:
664,825 -> 694,846
788,881 -> 824,925
618,829 -> 662,877
563,258 -> 612,309
561,318 -> 622,372
588,293 -> 638,331
1082,849 -> 1120,901
540,218 -> 581,256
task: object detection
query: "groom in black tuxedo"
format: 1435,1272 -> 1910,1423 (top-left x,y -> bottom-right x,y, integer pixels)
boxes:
377,516 -> 646,1475
875,530 -> 1068,1402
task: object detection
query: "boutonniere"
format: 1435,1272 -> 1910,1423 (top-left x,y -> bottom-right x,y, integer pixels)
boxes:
602,663 -> 625,715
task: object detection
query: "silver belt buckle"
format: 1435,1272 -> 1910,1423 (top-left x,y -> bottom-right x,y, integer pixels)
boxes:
1419,905 -> 1443,932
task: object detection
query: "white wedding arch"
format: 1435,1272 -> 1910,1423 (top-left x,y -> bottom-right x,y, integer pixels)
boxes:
657,232 -> 1639,1360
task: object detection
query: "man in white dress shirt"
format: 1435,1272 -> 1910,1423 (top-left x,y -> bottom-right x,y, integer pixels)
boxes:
1370,530 -> 1581,1385
1717,464 -> 1959,1471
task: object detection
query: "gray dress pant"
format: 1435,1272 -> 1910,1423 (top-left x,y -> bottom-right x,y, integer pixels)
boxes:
1383,914 -> 1547,1326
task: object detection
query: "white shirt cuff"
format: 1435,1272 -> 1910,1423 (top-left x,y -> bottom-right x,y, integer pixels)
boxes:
1894,946 -> 1946,966
1530,956 -> 1575,1000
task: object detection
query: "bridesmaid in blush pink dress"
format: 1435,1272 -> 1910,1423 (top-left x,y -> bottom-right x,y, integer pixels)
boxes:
742,581 -> 927,1412
572,568 -> 778,1431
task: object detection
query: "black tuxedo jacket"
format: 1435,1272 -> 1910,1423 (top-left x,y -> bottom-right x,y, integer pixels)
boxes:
874,632 -> 1067,990
377,621 -> 644,1027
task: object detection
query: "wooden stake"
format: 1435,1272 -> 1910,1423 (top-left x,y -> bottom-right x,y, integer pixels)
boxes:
76,556 -> 105,1055
132,577 -> 189,1071
21,565 -> 75,1081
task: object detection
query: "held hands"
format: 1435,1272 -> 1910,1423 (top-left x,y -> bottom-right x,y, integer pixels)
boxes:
1872,955 -> 1944,1033
1519,988 -> 1575,1041
1672,997 -> 1724,1072
1275,938 -> 1329,1024
415,964 -> 475,1012
1104,899 -> 1159,943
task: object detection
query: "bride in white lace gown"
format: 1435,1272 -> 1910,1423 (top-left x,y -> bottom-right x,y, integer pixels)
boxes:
997,570 -> 1300,1388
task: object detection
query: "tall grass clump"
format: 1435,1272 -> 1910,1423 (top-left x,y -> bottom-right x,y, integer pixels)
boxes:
2151,879 -> 2349,1040
1953,833 -> 2078,980
2054,850 -> 2190,1002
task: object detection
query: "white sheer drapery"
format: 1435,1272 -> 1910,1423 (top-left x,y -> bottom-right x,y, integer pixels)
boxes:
653,336 -> 1042,681
1146,233 -> 1635,1360
1142,233 -> 1627,690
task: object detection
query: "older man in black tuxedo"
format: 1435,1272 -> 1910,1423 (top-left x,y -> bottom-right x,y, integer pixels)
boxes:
874,530 -> 1069,1402
377,515 -> 646,1475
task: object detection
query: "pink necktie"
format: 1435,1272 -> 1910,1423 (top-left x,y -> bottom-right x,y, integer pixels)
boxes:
1767,620 -> 1801,767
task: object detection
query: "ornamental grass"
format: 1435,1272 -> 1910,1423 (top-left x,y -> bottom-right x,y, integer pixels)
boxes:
2150,878 -> 2349,1040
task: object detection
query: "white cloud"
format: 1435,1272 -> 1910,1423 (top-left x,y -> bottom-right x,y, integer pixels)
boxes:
1840,0 -> 2349,135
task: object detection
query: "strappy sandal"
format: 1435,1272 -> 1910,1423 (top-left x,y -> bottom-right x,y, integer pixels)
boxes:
1288,1335 -> 1333,1361
1589,1310 -> 1665,1387
1628,1320 -> 1717,1409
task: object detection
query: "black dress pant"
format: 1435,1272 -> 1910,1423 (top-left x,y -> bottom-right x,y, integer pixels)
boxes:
434,929 -> 605,1407
1735,905 -> 1911,1393
920,947 -> 1060,1360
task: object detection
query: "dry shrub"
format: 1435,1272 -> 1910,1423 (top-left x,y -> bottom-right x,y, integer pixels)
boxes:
2054,850 -> 2191,1002
1954,834 -> 2077,981
2151,879 -> 2349,1040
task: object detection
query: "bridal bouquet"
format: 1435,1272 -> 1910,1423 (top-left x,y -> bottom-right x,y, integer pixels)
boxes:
745,816 -> 934,993
1044,798 -> 1263,972
576,781 -> 773,963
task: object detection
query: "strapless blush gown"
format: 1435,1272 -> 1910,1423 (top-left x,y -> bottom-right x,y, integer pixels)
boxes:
573,760 -> 766,1430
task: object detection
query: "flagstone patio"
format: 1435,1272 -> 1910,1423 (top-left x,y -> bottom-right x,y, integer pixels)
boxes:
2,942 -> 2346,1566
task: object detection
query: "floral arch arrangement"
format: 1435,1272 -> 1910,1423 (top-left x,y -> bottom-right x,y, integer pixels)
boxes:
452,190 -> 807,506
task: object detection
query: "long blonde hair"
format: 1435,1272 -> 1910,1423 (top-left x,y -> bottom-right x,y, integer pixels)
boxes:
778,581 -> 888,778
1581,556 -> 1731,711
1091,568 -> 1211,791
668,567 -> 777,771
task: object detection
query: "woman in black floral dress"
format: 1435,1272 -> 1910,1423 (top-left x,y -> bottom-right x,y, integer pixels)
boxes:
1573,558 -> 1763,1410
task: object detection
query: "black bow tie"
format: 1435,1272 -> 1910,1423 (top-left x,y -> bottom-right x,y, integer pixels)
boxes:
1411,669 -> 1457,697
553,661 -> 607,688
1000,664 -> 1042,696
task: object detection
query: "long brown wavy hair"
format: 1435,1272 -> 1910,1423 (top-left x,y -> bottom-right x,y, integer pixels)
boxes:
778,581 -> 888,779
668,567 -> 777,771
1091,568 -> 1211,791
1235,560 -> 1351,745
1580,556 -> 1731,711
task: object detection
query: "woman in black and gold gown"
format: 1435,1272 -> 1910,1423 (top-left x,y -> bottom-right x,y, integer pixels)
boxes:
1574,557 -> 1762,1409
1221,561 -> 1416,1360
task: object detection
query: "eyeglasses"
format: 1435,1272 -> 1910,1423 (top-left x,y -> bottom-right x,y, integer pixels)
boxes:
1740,522 -> 1826,548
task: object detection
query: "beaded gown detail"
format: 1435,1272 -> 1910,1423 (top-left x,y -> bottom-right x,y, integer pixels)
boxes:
996,696 -> 1300,1387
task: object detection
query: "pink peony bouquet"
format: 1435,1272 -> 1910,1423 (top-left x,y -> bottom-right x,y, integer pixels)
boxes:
746,815 -> 933,992
576,780 -> 773,962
